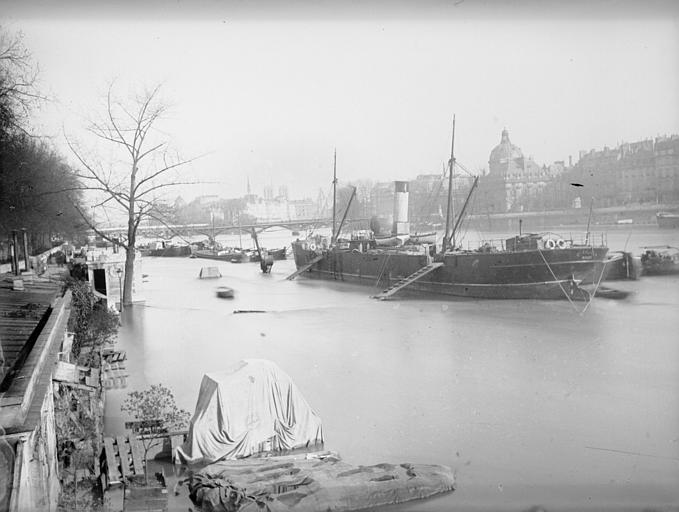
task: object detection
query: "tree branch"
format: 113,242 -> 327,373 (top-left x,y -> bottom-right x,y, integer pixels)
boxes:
65,134 -> 131,210
70,201 -> 129,251
106,81 -> 135,159
136,180 -> 201,201
136,142 -> 165,163
134,154 -> 203,195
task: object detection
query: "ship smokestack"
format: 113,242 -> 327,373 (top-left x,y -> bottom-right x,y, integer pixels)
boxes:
392,181 -> 410,235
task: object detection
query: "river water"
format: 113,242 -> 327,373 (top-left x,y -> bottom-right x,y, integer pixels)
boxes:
104,226 -> 679,512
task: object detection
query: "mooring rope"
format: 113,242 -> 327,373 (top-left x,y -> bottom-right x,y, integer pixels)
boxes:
580,258 -> 609,315
374,252 -> 393,289
538,247 -> 611,315
537,247 -> 581,313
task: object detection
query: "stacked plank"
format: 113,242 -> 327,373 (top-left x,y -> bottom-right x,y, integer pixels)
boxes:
101,434 -> 169,512
102,350 -> 129,390
101,435 -> 146,488
102,349 -> 127,365
52,361 -> 100,390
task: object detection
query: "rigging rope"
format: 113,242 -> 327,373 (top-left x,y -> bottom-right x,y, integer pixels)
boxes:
580,258 -> 609,315
536,247 -> 581,313
413,175 -> 445,227
374,252 -> 393,289
446,160 -> 479,249
305,183 -> 334,238
455,188 -> 479,250
455,160 -> 477,178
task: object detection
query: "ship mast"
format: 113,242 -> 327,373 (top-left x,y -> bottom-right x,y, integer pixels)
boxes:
585,197 -> 594,246
332,149 -> 337,243
210,210 -> 215,245
443,115 -> 456,252
450,176 -> 480,244
336,186 -> 357,240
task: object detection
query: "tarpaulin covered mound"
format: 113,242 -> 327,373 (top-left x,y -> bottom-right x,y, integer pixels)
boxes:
175,359 -> 324,464
188,452 -> 455,512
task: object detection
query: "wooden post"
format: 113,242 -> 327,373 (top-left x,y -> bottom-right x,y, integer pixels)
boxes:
22,228 -> 30,271
11,230 -> 20,275
332,149 -> 337,242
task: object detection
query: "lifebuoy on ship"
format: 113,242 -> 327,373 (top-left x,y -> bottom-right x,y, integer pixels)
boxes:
545,239 -> 556,250
309,243 -> 317,251
556,239 -> 566,249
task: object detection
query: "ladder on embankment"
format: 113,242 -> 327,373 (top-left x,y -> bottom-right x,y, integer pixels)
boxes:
372,262 -> 444,300
286,254 -> 326,280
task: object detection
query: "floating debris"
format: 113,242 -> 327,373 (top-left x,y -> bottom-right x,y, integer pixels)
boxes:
199,266 -> 221,279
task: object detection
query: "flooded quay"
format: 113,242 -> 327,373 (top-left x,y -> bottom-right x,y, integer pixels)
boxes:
104,227 -> 679,512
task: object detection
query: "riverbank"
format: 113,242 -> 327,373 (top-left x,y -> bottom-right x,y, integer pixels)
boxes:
50,276 -> 119,511
468,203 -> 679,232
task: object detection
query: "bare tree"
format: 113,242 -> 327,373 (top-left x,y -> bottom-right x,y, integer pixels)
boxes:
0,27 -> 43,135
1,27 -> 89,254
67,82 -> 198,306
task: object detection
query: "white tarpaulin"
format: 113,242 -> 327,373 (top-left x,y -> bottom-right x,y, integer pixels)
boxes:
175,359 -> 323,464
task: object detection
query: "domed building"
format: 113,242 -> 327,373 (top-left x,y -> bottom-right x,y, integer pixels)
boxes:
489,129 -> 525,176
483,129 -> 550,212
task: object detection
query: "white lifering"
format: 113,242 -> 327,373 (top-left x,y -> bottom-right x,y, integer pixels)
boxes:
309,243 -> 317,251
556,239 -> 566,249
545,239 -> 556,250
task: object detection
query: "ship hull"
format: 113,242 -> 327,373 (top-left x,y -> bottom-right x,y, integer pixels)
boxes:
656,213 -> 679,229
250,248 -> 287,262
192,250 -> 236,261
641,247 -> 679,275
603,251 -> 641,280
140,246 -> 191,257
292,243 -> 608,300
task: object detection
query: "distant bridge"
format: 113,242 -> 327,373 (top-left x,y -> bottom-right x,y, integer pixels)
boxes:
93,218 -> 369,239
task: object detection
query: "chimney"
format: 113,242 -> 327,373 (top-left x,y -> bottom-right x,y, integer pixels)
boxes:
392,181 -> 410,235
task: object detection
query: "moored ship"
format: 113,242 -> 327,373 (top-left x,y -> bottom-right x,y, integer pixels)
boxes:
656,212 -> 679,229
192,246 -> 240,261
640,246 -> 679,275
290,120 -> 609,301
602,251 -> 641,281
139,240 -> 191,257
291,230 -> 608,300
249,247 -> 287,262
192,245 -> 286,263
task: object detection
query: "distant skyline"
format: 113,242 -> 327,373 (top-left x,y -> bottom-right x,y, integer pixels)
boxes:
2,0 -> 678,202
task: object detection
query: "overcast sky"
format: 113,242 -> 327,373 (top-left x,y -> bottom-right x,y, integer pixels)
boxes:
3,0 -> 679,202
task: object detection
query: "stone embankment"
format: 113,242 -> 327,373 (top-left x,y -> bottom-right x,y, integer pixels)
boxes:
52,273 -> 121,511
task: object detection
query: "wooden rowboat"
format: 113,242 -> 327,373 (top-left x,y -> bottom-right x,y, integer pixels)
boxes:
216,286 -> 234,298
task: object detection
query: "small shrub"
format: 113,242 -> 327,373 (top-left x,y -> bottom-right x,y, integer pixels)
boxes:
121,384 -> 190,484
67,280 -> 118,362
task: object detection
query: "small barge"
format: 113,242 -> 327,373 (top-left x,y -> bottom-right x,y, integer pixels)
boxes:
640,246 -> 679,275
